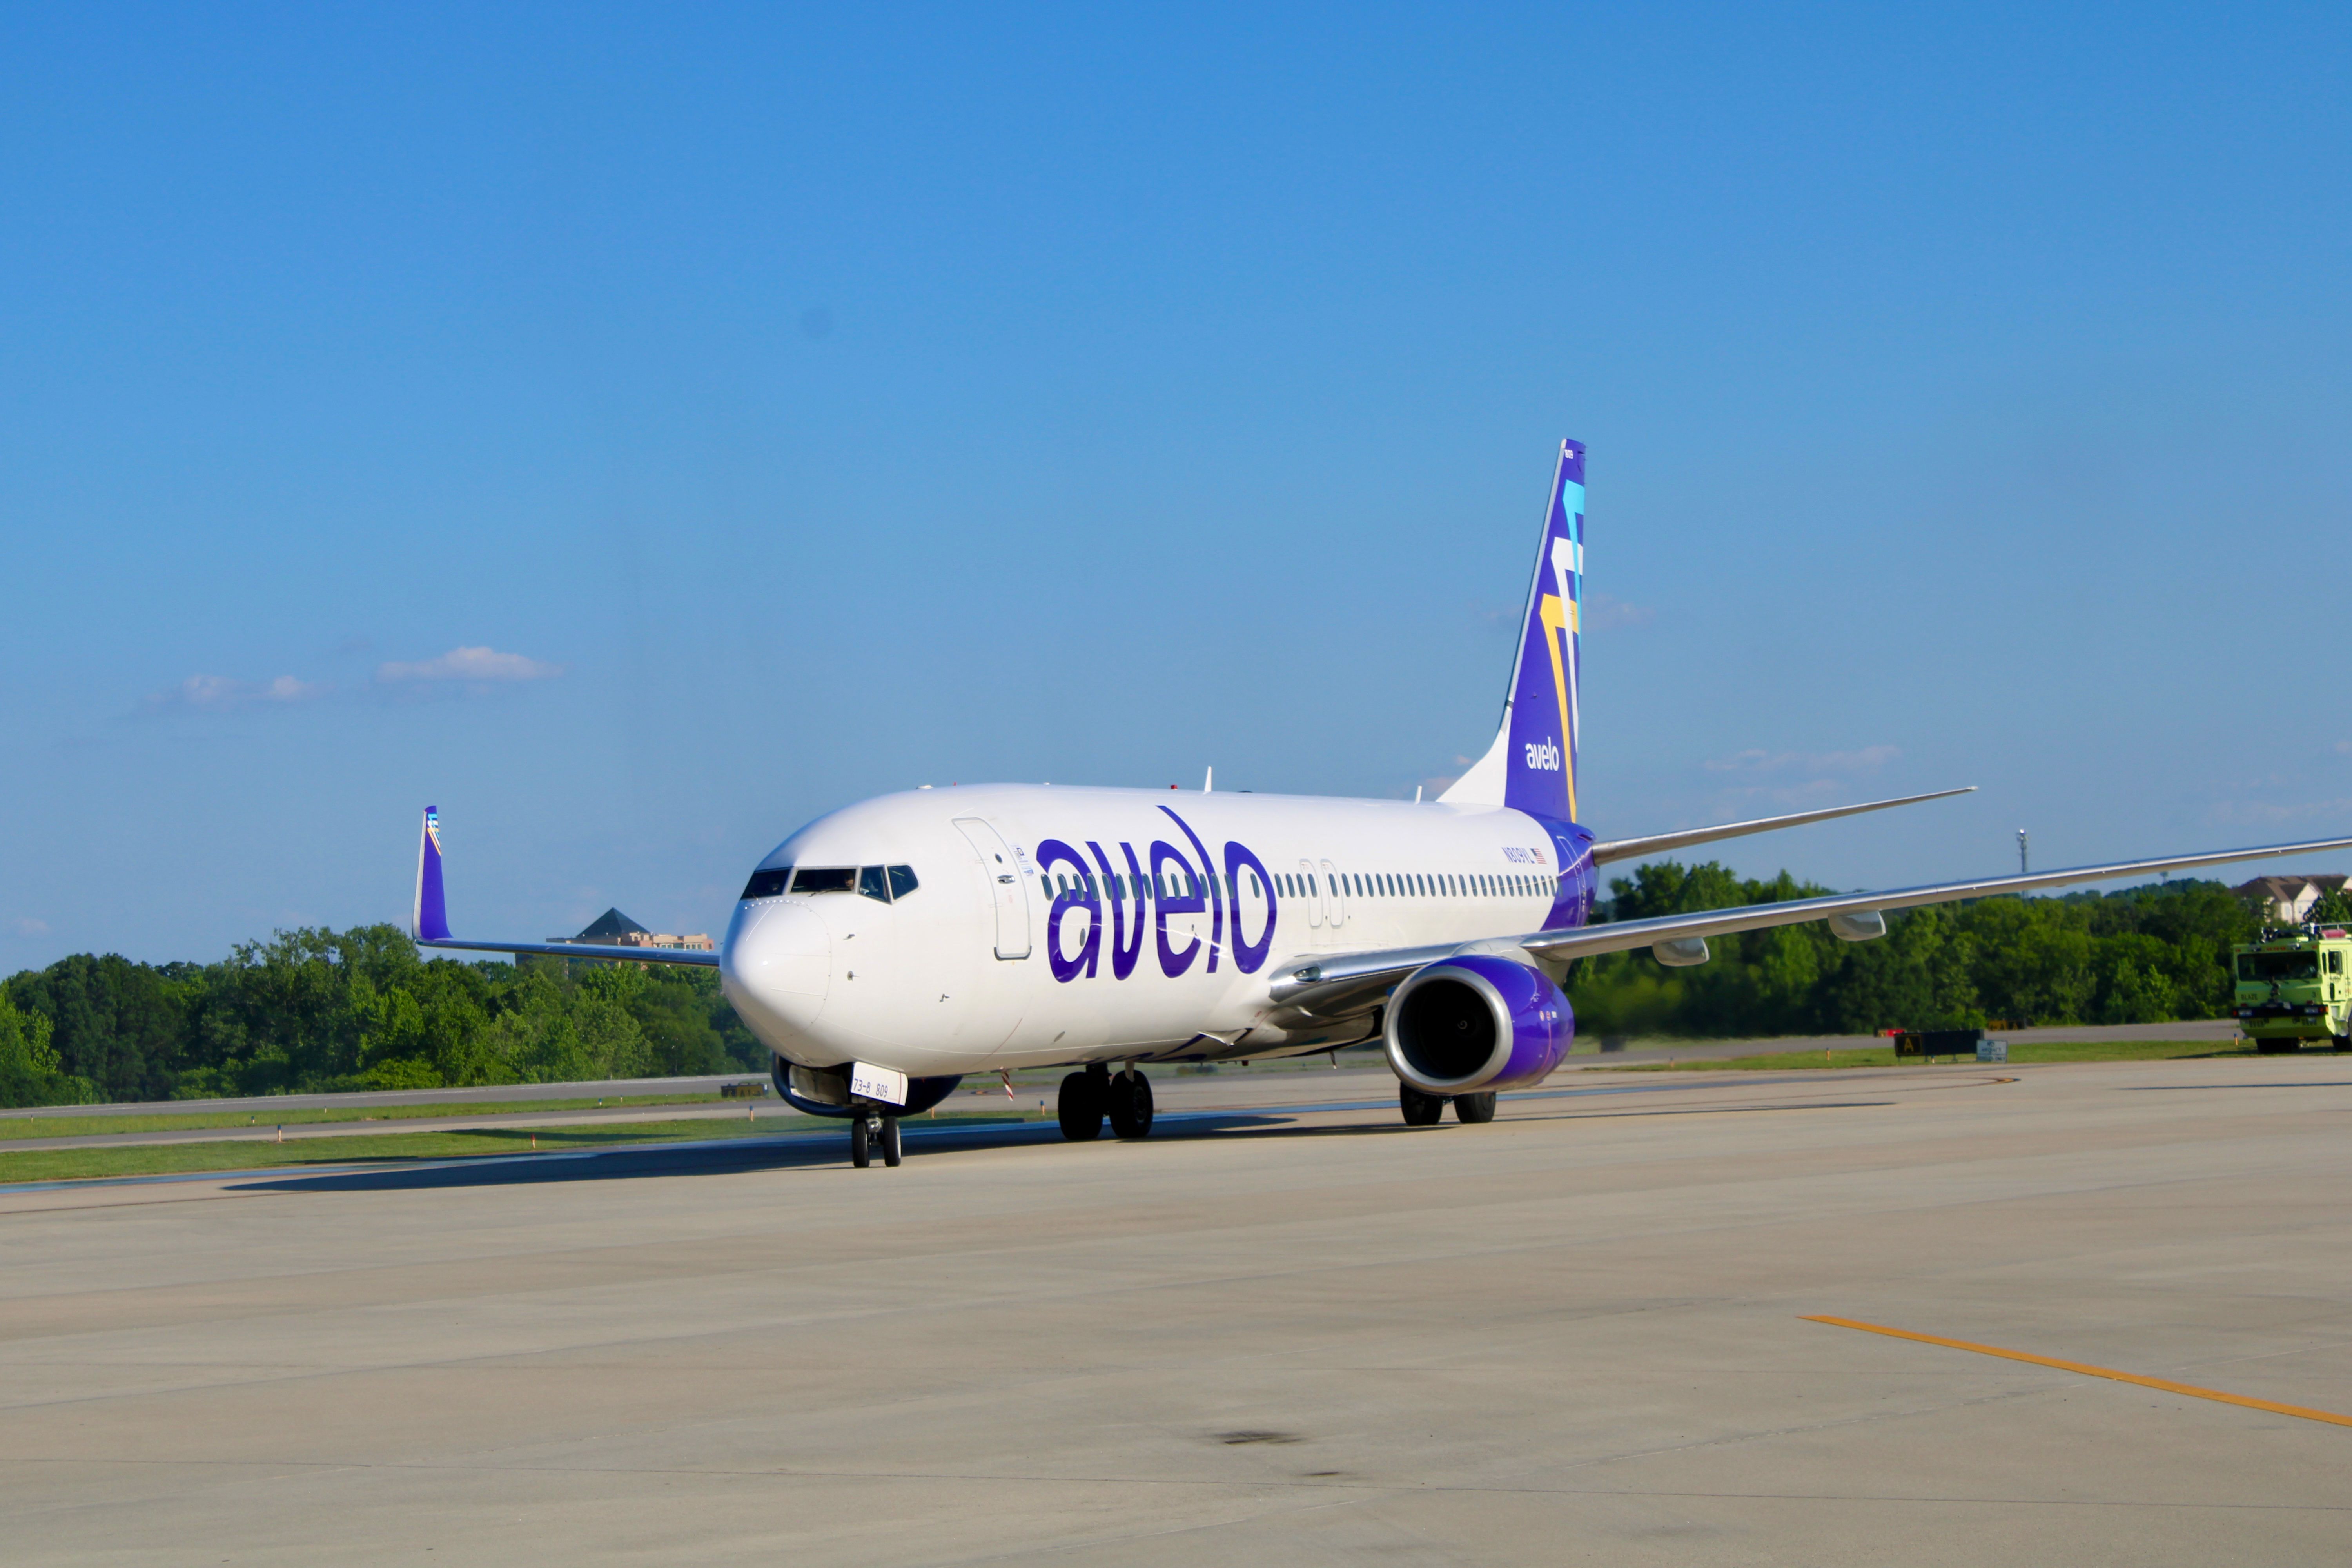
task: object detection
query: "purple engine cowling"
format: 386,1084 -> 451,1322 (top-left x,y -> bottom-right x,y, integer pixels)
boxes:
1384,953 -> 1574,1096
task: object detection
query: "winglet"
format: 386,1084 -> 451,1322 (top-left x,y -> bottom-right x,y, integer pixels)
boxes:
412,807 -> 450,941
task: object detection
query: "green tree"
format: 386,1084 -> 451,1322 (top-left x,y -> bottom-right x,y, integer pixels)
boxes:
6,954 -> 182,1102
0,986 -> 87,1107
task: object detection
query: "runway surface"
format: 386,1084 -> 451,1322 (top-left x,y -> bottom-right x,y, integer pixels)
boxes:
6,1054 -> 2349,1564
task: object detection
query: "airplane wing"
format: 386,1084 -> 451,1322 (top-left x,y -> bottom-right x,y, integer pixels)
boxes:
408,807 -> 722,969
1267,833 -> 2352,1019
1588,786 -> 1975,865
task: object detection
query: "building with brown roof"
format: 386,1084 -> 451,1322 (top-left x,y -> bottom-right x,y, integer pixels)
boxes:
2233,875 -> 2352,923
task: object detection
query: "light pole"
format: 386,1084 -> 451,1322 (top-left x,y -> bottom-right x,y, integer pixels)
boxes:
2018,829 -> 2029,876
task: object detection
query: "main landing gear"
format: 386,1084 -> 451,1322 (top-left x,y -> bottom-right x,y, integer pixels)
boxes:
1057,1062 -> 1154,1142
1399,1085 -> 1497,1126
848,1109 -> 901,1168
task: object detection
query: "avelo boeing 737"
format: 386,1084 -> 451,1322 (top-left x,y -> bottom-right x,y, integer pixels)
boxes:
410,441 -> 2352,1166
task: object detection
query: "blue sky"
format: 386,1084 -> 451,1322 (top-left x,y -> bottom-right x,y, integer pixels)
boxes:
4,3 -> 2348,967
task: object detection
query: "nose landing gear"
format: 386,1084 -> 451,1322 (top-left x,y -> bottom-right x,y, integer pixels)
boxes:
848,1110 -> 902,1168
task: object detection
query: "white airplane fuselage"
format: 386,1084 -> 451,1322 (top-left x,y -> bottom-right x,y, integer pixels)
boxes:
720,783 -> 1596,1079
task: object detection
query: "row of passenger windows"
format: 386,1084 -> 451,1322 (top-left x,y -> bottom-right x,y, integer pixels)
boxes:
741,864 -> 920,903
745,860 -> 1553,908
1275,869 -> 1556,901
1038,867 -> 1557,902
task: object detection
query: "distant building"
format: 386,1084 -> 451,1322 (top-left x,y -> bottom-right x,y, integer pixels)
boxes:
547,907 -> 715,953
2233,875 -> 2352,923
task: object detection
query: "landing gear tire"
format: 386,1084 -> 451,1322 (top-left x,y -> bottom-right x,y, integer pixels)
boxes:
1058,1072 -> 1106,1141
880,1116 -> 902,1167
2256,1039 -> 2299,1054
2335,1036 -> 2351,1053
1109,1070 -> 1155,1140
849,1114 -> 872,1167
1400,1085 -> 1446,1126
1453,1091 -> 1497,1124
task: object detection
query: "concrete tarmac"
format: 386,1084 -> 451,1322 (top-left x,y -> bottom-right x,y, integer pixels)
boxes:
6,1054 -> 2351,1564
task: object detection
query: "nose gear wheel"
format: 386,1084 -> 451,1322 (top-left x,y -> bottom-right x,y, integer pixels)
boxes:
849,1111 -> 902,1167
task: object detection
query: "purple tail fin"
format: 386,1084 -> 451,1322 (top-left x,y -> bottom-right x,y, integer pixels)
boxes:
1440,441 -> 1586,821
412,807 -> 450,941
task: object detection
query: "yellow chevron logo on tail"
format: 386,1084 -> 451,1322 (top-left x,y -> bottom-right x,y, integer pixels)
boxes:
1537,592 -> 1576,819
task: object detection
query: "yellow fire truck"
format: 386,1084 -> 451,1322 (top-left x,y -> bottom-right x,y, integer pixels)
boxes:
2232,927 -> 2352,1053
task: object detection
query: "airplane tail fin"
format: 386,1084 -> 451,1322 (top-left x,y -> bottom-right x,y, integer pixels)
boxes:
1439,440 -> 1585,821
412,806 -> 450,941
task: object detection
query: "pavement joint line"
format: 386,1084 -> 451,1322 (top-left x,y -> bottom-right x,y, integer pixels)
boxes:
0,1073 -> 1974,1194
1802,1315 -> 2352,1429
8,1455 -> 2350,1511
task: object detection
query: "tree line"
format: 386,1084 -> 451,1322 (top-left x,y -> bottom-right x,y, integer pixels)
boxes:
0,926 -> 767,1107
0,866 -> 2295,1106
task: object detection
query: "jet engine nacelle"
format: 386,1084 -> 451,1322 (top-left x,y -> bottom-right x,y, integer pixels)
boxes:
1384,953 -> 1574,1096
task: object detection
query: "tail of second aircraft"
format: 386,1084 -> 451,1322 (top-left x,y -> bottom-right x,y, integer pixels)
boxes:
412,806 -> 450,941
1441,439 -> 1585,822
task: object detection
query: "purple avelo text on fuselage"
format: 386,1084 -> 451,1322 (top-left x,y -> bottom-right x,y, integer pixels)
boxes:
1036,807 -> 1599,988
1038,806 -> 1268,984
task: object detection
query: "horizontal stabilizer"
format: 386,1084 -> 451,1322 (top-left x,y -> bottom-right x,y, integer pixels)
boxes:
1588,786 -> 1976,865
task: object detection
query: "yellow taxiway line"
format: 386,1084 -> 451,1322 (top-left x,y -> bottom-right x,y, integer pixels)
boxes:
1802,1314 -> 2352,1430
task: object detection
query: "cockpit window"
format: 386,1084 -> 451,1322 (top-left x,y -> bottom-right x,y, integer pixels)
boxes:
848,864 -> 920,902
744,864 -> 915,901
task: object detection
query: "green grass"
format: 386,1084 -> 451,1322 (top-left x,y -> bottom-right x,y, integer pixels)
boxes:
0,1092 -> 739,1142
0,1110 -> 1044,1185
1596,1038 -> 2269,1072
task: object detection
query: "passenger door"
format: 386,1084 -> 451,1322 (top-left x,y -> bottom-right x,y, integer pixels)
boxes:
953,817 -> 1032,960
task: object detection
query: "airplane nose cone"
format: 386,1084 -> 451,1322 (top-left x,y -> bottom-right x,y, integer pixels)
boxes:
721,902 -> 831,1046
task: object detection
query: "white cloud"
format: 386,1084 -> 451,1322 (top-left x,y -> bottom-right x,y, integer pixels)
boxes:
1473,593 -> 1653,633
377,646 -> 563,683
1705,744 -> 1900,776
12,917 -> 48,936
147,674 -> 329,711
1581,592 -> 1655,632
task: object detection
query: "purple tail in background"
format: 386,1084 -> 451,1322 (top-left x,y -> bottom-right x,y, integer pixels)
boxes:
412,807 -> 450,942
